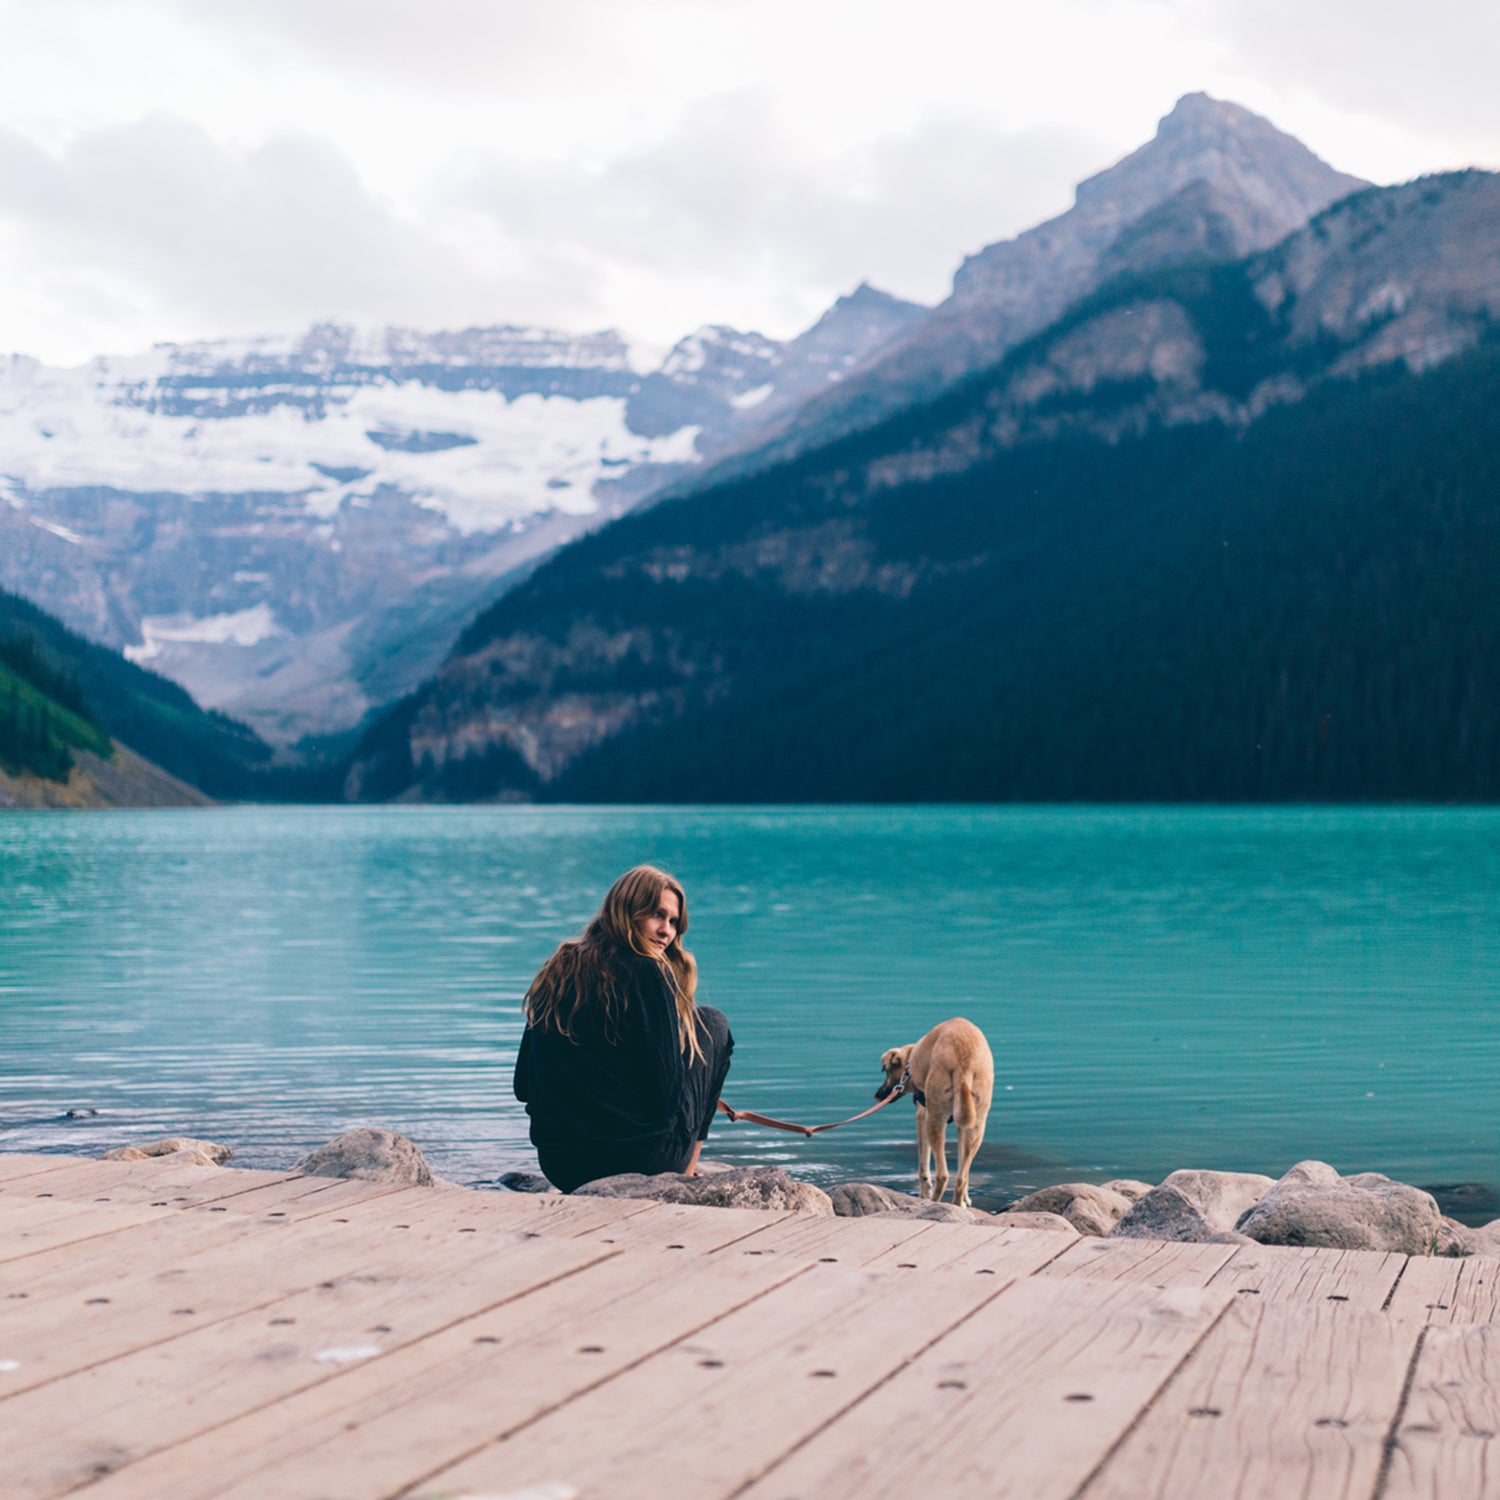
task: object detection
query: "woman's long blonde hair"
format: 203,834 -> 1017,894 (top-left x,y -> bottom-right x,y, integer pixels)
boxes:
523,865 -> 702,1061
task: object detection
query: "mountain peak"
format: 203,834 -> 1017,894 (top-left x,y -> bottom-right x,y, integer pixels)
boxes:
1072,93 -> 1368,239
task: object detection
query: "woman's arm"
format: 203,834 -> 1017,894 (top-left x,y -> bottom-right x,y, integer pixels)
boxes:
627,955 -> 687,1123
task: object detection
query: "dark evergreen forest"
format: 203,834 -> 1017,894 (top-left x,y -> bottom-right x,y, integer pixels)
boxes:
547,338 -> 1500,802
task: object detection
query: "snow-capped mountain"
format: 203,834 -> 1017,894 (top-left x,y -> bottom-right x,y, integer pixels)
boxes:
0,292 -> 924,745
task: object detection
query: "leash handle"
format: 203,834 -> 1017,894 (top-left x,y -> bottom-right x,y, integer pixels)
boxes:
716,1071 -> 913,1138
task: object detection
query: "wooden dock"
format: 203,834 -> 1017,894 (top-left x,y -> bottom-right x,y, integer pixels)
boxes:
2,1152 -> 1496,1499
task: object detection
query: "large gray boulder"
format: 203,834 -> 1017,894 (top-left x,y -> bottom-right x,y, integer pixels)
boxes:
575,1166 -> 834,1216
1235,1163 -> 1442,1254
1112,1169 -> 1275,1242
103,1137 -> 232,1166
297,1128 -> 434,1187
1000,1183 -> 1133,1237
829,1182 -> 921,1217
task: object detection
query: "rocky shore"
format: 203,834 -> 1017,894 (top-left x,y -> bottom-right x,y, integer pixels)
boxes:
98,1128 -> 1500,1258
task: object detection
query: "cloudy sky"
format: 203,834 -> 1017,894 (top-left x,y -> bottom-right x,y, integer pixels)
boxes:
1,0 -> 1495,364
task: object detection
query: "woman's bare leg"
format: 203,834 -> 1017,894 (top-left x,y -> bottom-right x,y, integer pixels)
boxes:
684,1140 -> 704,1175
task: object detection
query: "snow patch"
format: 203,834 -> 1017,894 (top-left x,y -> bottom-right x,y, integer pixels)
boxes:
126,604 -> 282,662
729,383 -> 774,410
27,515 -> 84,544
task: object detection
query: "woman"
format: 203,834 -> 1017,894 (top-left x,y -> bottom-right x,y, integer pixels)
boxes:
513,865 -> 734,1192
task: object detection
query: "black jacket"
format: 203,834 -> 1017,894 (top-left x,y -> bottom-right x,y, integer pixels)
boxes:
513,946 -> 686,1155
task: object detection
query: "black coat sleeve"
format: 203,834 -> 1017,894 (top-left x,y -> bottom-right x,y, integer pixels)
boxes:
624,953 -> 687,1123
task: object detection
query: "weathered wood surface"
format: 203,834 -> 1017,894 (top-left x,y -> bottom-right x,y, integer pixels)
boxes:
1,1154 -> 1496,1500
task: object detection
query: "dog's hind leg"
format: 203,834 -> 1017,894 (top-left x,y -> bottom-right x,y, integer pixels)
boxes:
952,1079 -> 984,1207
953,1120 -> 985,1207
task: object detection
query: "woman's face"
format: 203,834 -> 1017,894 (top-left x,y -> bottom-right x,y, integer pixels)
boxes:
636,887 -> 681,956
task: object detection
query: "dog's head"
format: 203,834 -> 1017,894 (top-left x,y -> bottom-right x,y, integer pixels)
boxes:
875,1044 -> 915,1100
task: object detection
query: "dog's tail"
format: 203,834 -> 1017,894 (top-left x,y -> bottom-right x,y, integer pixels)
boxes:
955,1075 -> 979,1130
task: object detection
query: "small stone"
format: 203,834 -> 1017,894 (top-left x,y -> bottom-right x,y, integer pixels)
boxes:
1100,1179 -> 1154,1203
574,1166 -> 833,1216
829,1183 -> 921,1217
494,1171 -> 557,1194
296,1128 -> 433,1188
1433,1217 -> 1476,1258
992,1210 -> 1077,1234
872,1201 -> 983,1224
1001,1183 -> 1132,1237
1472,1219 -> 1500,1257
103,1137 -> 232,1165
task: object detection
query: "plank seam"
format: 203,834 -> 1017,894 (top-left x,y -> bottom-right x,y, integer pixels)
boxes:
0,1208 -> 181,1267
1063,1287 -> 1241,1499
1381,1254 -> 1412,1314
1370,1322 -> 1429,1500
716,1271 -> 1026,1500
383,1260 -> 819,1500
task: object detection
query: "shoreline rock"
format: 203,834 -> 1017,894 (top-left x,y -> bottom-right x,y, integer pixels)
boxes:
296,1128 -> 434,1188
74,1129 -> 1500,1256
575,1165 -> 834,1216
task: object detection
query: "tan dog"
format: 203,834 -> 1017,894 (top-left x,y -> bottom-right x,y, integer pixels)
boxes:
876,1017 -> 994,1207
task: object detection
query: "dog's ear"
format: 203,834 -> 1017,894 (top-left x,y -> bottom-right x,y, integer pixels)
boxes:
879,1045 -> 911,1074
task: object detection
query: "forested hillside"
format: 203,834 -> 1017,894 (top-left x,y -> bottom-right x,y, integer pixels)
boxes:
0,590 -> 275,798
555,339 -> 1500,800
352,332 -> 1500,803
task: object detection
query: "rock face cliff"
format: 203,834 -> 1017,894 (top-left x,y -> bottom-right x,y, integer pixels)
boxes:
700,93 -> 1368,476
343,166 -> 1500,804
0,291 -> 923,747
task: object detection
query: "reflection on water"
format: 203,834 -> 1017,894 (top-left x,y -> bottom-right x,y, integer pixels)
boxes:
1,805 -> 1498,1211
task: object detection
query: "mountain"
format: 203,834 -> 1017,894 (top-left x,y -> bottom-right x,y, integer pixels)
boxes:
0,292 -> 923,748
688,93 -> 1369,482
341,167 -> 1500,804
0,588 -> 272,801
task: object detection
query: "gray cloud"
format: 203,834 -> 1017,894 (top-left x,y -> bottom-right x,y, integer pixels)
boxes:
460,94 -> 1105,322
1186,0 -> 1500,162
0,116 -> 595,337
127,0 -> 716,94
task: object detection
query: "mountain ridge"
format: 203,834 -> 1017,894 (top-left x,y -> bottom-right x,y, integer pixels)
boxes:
340,165 -> 1500,804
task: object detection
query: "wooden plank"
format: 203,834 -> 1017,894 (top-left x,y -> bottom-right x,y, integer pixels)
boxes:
710,1210 -> 940,1265
861,1222 -> 1078,1276
0,1185 -> 441,1305
568,1200 -> 795,1254
0,1197 -> 178,1264
1387,1256 -> 1500,1327
1205,1244 -> 1407,1310
733,1275 -> 1232,1500
285,1183 -> 659,1241
1041,1235 -> 1237,1287
1079,1300 -> 1420,1500
0,1230 -> 620,1500
66,1246 -> 810,1500
0,1155 -> 94,1185
0,1159 -> 295,1206
1381,1324 -> 1500,1500
0,1202 -> 563,1394
408,1255 -> 1014,1500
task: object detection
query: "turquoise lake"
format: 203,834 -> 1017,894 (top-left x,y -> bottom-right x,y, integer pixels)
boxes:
1,805 -> 1497,1213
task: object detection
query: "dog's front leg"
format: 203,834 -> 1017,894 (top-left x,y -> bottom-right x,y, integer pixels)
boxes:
915,1105 -> 935,1199
928,1115 -> 950,1203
